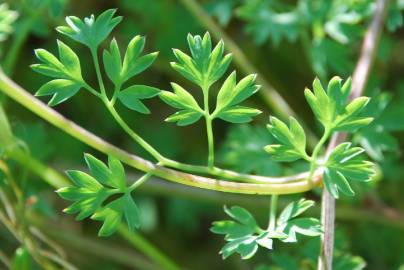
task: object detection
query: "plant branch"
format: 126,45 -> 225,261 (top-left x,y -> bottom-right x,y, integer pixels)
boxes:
5,147 -> 180,270
118,225 -> 180,270
317,0 -> 389,269
178,0 -> 318,148
0,69 -> 323,194
268,195 -> 278,231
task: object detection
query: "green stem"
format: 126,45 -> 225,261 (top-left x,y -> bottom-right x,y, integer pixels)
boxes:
118,225 -> 181,270
105,103 -> 165,162
203,84 -> 214,168
0,70 -> 322,194
128,170 -> 156,192
178,0 -> 318,149
308,128 -> 331,183
268,195 -> 278,231
90,48 -> 107,98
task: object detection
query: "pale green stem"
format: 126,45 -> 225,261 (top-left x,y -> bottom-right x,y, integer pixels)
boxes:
90,48 -> 107,98
128,163 -> 161,192
105,103 -> 165,162
308,128 -> 331,184
0,70 -> 322,194
202,84 -> 215,168
118,225 -> 181,270
268,195 -> 278,231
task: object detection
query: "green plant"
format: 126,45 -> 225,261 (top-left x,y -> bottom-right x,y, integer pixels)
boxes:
23,8 -> 377,267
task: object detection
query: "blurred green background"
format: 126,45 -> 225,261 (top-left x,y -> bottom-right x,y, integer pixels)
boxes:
0,0 -> 403,269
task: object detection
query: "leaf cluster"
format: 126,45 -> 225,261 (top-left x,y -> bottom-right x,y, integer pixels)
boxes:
32,9 -> 159,113
57,154 -> 140,236
265,77 -> 375,198
211,199 -> 321,260
160,32 -> 261,126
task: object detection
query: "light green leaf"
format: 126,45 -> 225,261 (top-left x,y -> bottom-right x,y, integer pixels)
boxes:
35,79 -> 81,106
324,142 -> 375,198
165,110 -> 203,126
160,83 -> 203,126
57,154 -> 142,234
172,32 -> 232,87
103,38 -> 122,86
118,85 -> 160,114
304,77 -> 372,132
56,9 -> 122,50
280,218 -> 322,243
265,116 -> 308,162
216,106 -> 261,123
57,40 -> 82,80
277,199 -> 315,225
108,156 -> 126,191
123,193 -> 141,231
11,247 -> 31,270
84,153 -> 113,187
92,196 -> 125,237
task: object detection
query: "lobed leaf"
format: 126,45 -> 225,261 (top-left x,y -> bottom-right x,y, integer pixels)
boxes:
118,85 -> 160,114
304,76 -> 372,132
57,154 -> 142,235
57,9 -> 122,50
324,142 -> 375,198
171,32 -> 232,87
265,116 -> 308,162
159,83 -> 203,126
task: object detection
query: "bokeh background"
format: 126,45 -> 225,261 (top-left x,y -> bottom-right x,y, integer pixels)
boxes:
0,0 -> 403,269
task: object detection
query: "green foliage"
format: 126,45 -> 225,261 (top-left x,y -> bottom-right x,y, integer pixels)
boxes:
324,143 -> 374,198
11,247 -> 32,270
160,83 -> 204,126
211,199 -> 321,260
32,41 -> 83,106
304,76 -> 373,132
212,0 -> 403,77
118,85 -> 160,114
265,117 -> 308,162
103,36 -> 158,87
161,32 -> 261,126
57,154 -> 140,236
0,3 -> 18,42
213,72 -> 262,123
265,77 -> 375,199
171,32 -> 232,87
218,125 -> 283,175
56,9 -> 122,50
354,92 -> 404,161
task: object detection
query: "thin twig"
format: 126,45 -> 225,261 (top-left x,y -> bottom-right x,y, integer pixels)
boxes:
318,0 -> 389,269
